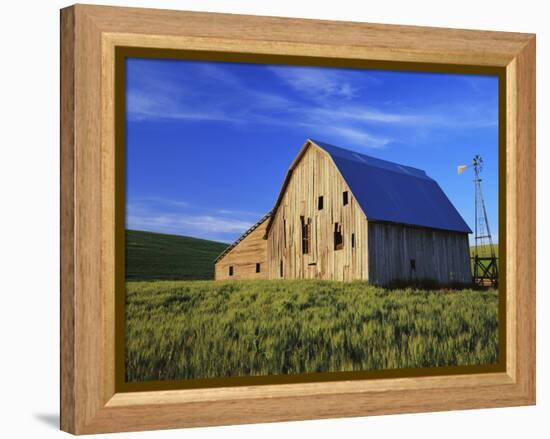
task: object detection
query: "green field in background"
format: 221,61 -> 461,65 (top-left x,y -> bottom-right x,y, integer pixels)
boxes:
125,229 -> 228,281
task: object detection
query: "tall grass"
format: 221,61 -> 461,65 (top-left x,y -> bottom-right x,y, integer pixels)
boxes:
125,280 -> 499,382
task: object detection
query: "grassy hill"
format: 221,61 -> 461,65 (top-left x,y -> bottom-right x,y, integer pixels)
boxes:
470,243 -> 499,257
125,229 -> 229,281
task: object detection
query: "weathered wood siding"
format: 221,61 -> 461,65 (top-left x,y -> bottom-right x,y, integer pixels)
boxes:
266,145 -> 369,281
368,222 -> 472,285
214,218 -> 268,280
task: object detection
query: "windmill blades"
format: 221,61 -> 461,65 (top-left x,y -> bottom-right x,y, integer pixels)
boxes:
473,154 -> 483,174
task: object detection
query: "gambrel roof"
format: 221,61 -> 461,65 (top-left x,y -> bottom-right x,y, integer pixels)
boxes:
266,139 -> 472,235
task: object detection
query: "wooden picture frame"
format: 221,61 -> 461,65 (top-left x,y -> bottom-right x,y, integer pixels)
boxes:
60,4 -> 536,434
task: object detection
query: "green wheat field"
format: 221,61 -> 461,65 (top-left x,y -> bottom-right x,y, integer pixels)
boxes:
125,279 -> 499,382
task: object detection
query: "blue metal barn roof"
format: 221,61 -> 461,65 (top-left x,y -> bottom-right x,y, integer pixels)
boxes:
312,140 -> 472,234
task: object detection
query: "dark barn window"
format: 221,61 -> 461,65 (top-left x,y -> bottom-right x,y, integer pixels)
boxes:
351,233 -> 355,248
280,260 -> 283,278
343,191 -> 349,206
318,195 -> 324,210
334,223 -> 343,250
256,263 -> 261,273
229,266 -> 234,276
300,216 -> 311,254
410,259 -> 416,271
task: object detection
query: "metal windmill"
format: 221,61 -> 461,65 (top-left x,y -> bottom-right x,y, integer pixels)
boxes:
458,155 -> 498,287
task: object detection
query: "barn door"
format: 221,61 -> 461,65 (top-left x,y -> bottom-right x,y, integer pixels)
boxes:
306,216 -> 318,278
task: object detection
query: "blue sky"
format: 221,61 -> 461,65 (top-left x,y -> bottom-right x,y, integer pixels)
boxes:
126,58 -> 499,244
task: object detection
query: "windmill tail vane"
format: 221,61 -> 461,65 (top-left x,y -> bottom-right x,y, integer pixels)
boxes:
457,165 -> 468,175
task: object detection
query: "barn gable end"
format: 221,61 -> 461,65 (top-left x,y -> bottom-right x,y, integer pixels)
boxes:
265,142 -> 369,281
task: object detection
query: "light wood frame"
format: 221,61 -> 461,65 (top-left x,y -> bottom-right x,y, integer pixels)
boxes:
60,4 -> 536,434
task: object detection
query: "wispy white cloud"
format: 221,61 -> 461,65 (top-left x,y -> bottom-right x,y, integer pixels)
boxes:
127,90 -> 241,123
269,66 -> 364,100
196,63 -> 243,87
214,208 -> 265,217
310,105 -> 436,125
129,197 -> 191,208
127,212 -> 252,235
247,91 -> 295,111
126,198 -> 262,242
457,74 -> 499,93
318,126 -> 390,149
309,103 -> 497,128
127,61 -> 497,152
127,63 -> 296,124
127,79 -> 395,149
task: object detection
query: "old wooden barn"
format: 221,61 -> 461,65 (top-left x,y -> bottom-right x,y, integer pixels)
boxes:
214,139 -> 472,285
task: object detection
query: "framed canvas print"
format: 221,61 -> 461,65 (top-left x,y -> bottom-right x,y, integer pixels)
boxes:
60,4 -> 536,435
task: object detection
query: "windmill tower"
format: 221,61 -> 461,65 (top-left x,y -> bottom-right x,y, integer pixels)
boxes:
458,155 -> 499,287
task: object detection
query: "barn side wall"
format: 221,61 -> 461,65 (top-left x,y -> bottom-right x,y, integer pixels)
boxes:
214,219 -> 268,280
266,145 -> 369,281
367,222 -> 472,286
